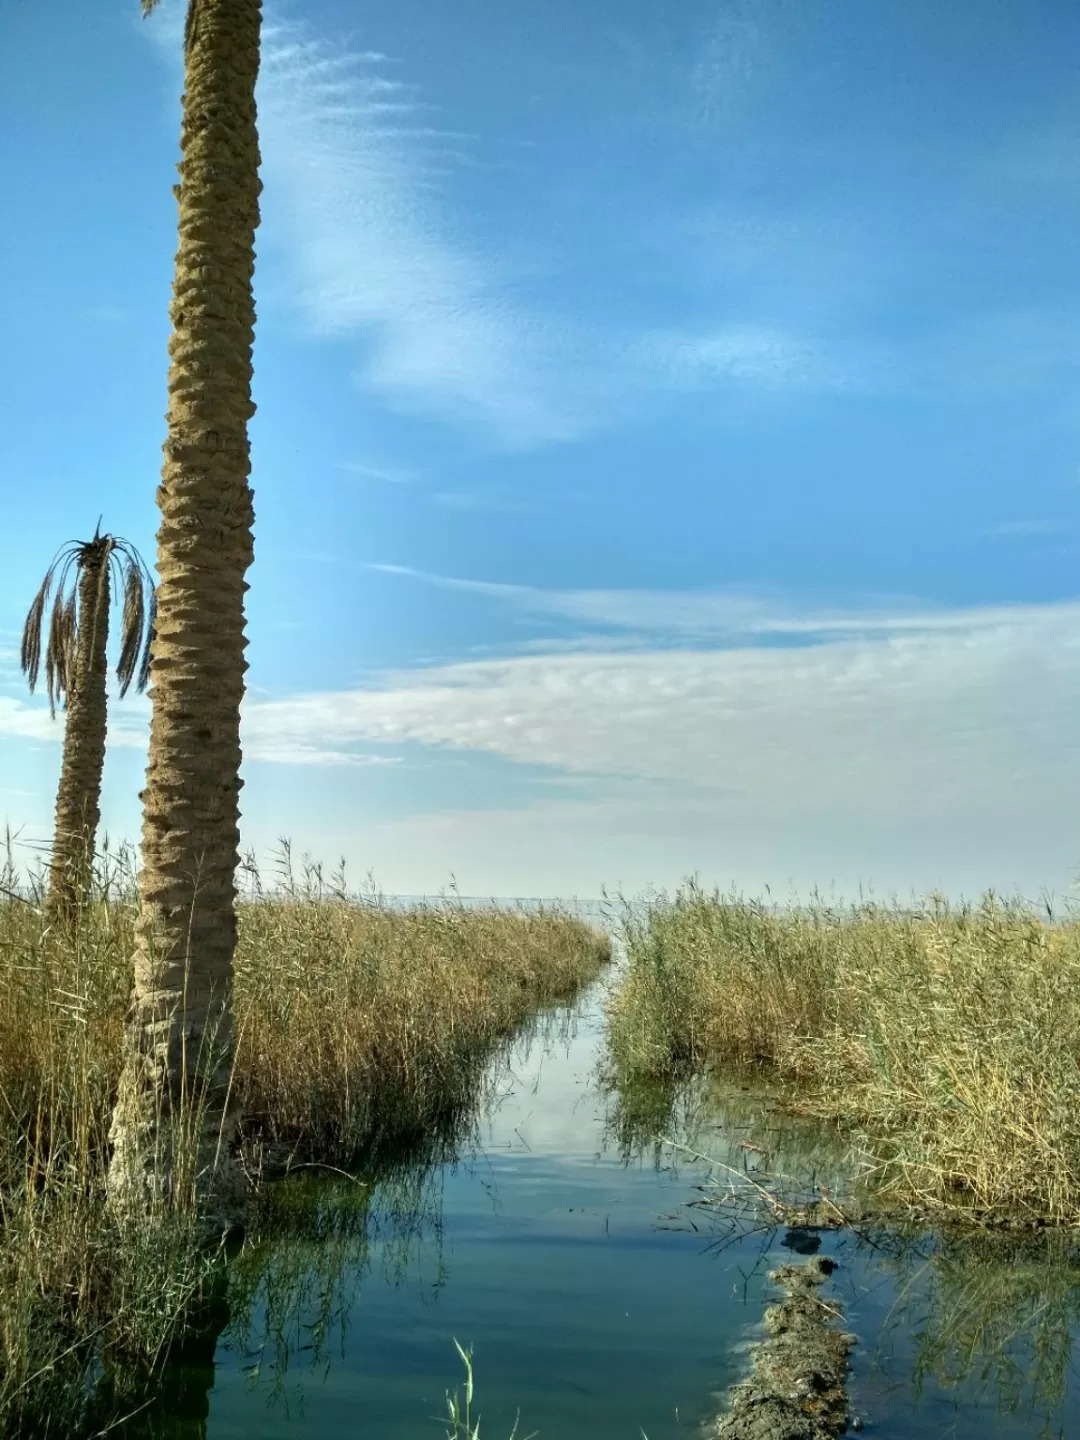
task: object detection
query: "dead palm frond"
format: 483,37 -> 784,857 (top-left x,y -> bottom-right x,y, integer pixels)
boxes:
21,529 -> 156,717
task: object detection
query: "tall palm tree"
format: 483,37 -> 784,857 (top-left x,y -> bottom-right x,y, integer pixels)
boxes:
21,527 -> 154,918
109,0 -> 263,1223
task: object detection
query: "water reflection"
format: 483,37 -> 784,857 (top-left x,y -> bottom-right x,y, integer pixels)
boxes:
851,1224 -> 1080,1437
605,1067 -> 1080,1437
602,1068 -> 858,1239
89,1274 -> 233,1440
91,980 -> 1080,1439
93,1004 -> 583,1438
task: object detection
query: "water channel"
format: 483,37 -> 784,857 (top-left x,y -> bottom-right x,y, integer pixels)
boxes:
120,958 -> 1080,1439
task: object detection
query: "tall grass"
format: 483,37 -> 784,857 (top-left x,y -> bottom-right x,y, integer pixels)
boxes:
236,852 -> 610,1166
0,886 -> 211,1434
0,845 -> 609,1433
608,881 -> 1080,1223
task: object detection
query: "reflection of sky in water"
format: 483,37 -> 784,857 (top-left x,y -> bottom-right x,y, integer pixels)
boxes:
149,966 -> 1080,1440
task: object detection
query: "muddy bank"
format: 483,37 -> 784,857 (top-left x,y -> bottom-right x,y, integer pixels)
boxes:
710,1256 -> 854,1440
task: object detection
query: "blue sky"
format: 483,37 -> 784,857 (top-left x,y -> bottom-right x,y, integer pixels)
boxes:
2,0 -> 1080,898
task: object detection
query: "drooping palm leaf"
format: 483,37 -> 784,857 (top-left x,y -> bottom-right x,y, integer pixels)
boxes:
115,545 -> 155,698
21,532 -> 156,715
116,559 -> 145,698
45,585 -> 76,716
20,573 -> 51,693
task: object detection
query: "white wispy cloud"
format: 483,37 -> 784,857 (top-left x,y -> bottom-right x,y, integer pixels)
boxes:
242,740 -> 400,768
241,603 -> 1080,798
367,563 -> 1062,645
142,2 -> 580,444
430,490 -> 554,516
140,3 -> 1080,455
231,592 -> 1080,894
143,1 -> 851,447
0,695 -> 149,751
0,612 -> 399,771
0,699 -> 59,744
251,11 -> 600,446
8,572 -> 1080,893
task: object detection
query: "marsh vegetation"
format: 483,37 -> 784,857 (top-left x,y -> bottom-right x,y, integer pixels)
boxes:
607,881 -> 1080,1223
0,845 -> 609,1434
30,966 -> 1080,1440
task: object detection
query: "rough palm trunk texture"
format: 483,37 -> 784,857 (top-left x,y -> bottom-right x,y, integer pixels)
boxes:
48,552 -> 110,919
110,0 -> 262,1224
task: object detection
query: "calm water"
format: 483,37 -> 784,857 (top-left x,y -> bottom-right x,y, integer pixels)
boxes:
120,962 -> 1080,1440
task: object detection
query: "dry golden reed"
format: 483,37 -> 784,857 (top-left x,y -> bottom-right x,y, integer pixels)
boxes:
234,881 -> 610,1164
608,881 -> 1080,1224
0,850 -> 609,1431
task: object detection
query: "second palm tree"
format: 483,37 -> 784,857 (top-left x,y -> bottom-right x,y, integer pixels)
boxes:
21,527 -> 154,918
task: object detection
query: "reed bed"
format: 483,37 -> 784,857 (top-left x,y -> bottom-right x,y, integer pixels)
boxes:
607,881 -> 1080,1224
236,868 -> 609,1165
0,854 -> 609,1432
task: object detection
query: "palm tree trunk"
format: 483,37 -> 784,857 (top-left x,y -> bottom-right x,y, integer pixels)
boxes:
47,550 -> 110,919
109,0 -> 262,1225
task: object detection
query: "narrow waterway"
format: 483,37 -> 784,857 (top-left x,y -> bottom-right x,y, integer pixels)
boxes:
129,961 -> 1080,1440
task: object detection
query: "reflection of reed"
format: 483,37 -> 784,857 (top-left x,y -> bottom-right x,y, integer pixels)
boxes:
599,1069 -> 861,1233
857,1225 -> 1080,1434
86,1267 -> 233,1440
602,1063 -> 1080,1434
229,1161 -> 449,1403
0,871 -> 610,1437
87,1137 -> 455,1435
96,998 -> 588,1435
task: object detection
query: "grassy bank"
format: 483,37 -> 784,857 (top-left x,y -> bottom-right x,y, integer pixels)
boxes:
0,866 -> 609,1432
236,879 -> 609,1166
607,882 -> 1080,1224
